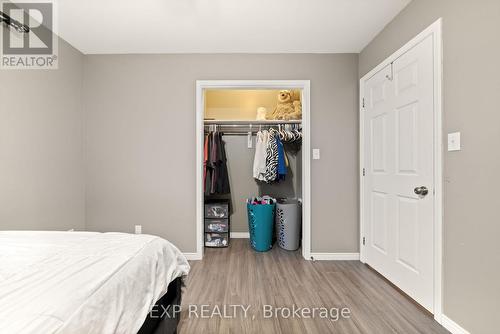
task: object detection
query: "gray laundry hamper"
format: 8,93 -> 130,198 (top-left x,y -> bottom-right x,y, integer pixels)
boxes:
275,199 -> 302,251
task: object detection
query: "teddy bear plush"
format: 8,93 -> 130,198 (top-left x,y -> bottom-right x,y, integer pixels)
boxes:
266,90 -> 302,120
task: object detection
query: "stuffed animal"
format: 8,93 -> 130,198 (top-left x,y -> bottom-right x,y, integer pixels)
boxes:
266,90 -> 302,120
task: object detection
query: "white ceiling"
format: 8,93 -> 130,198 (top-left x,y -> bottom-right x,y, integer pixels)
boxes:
58,0 -> 411,54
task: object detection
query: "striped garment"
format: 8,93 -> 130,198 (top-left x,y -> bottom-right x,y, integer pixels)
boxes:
264,129 -> 279,183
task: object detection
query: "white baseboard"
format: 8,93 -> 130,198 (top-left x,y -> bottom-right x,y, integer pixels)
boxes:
183,252 -> 202,261
231,232 -> 250,238
310,252 -> 360,261
441,314 -> 470,334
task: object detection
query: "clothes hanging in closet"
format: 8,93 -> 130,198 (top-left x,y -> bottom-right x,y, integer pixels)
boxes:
253,130 -> 269,181
204,131 -> 230,195
264,129 -> 279,182
253,128 -> 289,184
276,133 -> 286,181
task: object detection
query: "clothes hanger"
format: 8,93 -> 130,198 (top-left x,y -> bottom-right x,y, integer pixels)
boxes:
280,124 -> 287,141
286,125 -> 293,142
281,124 -> 288,142
280,124 -> 289,142
292,124 -> 301,142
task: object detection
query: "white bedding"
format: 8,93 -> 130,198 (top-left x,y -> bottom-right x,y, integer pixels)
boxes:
0,231 -> 190,334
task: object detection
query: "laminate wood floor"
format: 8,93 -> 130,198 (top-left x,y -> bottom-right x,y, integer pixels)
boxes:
178,239 -> 449,334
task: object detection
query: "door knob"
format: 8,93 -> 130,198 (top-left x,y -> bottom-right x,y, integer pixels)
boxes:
414,186 -> 429,196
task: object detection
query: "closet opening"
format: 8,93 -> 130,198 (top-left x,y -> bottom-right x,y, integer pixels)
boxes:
195,81 -> 311,260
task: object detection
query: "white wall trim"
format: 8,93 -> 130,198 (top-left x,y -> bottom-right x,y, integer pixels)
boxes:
310,253 -> 360,261
432,18 -> 444,324
359,18 -> 443,320
183,252 -> 202,261
230,232 -> 250,238
441,314 -> 471,334
195,82 -> 204,261
196,80 -> 311,261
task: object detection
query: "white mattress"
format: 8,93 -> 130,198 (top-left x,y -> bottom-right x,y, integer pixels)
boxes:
0,231 -> 190,334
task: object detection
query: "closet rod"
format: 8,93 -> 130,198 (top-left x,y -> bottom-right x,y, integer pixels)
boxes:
204,124 -> 300,129
206,132 -> 258,136
204,119 -> 302,125
204,124 -> 301,135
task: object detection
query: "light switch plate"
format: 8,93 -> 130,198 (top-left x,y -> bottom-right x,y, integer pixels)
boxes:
312,149 -> 320,160
448,132 -> 461,151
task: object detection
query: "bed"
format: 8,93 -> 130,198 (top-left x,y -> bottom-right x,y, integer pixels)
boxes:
0,231 -> 190,334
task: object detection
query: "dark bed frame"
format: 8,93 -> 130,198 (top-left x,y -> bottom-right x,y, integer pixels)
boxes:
138,277 -> 183,334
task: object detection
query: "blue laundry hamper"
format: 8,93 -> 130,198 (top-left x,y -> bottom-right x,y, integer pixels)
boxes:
247,202 -> 275,252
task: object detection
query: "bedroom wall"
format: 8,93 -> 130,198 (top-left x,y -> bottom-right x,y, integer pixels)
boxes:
0,39 -> 85,231
83,54 -> 359,253
359,0 -> 500,333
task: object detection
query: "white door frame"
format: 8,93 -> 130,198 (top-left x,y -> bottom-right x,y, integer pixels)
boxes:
195,80 -> 312,261
359,19 -> 443,322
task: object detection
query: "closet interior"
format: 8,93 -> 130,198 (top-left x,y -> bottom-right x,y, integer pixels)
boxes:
203,89 -> 303,251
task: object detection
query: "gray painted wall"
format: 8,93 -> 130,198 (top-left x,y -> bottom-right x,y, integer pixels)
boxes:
359,1 -> 500,333
0,39 -> 85,231
83,54 -> 359,253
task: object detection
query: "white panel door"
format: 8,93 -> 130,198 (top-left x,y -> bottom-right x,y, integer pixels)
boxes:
363,35 -> 434,311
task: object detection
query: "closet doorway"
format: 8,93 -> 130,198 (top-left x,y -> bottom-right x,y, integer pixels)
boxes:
195,80 -> 311,260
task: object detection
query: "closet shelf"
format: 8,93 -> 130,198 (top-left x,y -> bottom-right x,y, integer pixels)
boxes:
204,120 -> 302,125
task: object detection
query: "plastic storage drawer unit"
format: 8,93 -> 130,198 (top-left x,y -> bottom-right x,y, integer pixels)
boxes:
204,203 -> 229,219
204,200 -> 231,247
205,233 -> 229,248
205,219 -> 229,233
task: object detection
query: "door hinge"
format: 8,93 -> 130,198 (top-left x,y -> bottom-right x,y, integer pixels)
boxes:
362,237 -> 366,246
362,168 -> 366,176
